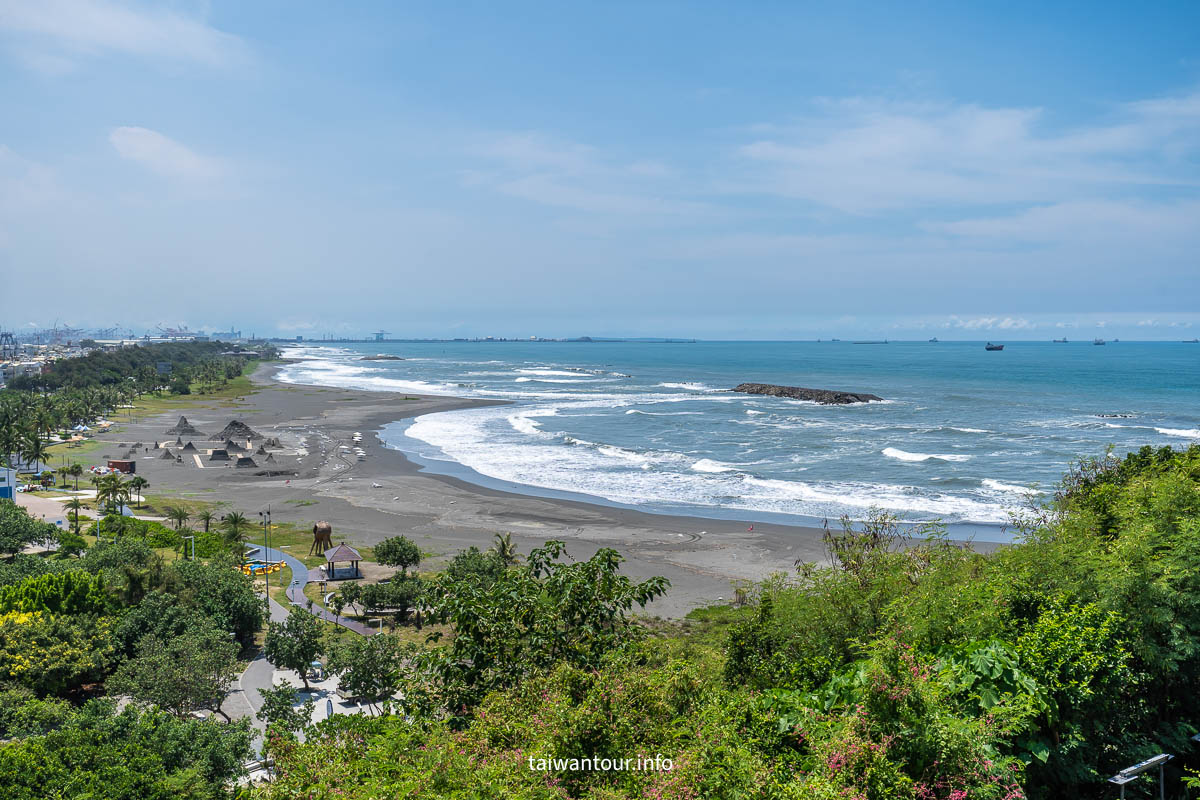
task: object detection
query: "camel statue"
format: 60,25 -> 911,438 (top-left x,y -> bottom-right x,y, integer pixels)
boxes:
309,521 -> 334,556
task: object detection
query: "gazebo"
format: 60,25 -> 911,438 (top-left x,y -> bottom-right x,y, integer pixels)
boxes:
324,543 -> 363,580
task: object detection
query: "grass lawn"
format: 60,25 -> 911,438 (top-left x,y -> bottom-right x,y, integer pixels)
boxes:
137,493 -> 225,519
265,521 -> 376,568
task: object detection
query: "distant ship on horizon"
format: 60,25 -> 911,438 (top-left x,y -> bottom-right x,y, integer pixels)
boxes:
1053,338 -> 1068,343
1094,338 -> 1106,345
985,342 -> 1004,351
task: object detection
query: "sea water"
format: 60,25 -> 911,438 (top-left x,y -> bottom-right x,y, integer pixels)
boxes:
277,341 -> 1199,538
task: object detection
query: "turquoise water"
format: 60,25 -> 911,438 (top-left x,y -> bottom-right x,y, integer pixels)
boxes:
278,341 -> 1199,536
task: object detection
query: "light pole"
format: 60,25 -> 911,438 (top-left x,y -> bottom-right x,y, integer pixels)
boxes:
258,506 -> 272,597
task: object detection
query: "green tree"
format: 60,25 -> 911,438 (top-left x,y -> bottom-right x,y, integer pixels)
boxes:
264,605 -> 324,690
491,531 -> 519,565
328,634 -> 404,713
0,499 -> 58,559
55,529 -> 87,559
444,545 -> 507,587
170,556 -> 264,645
418,540 -> 668,718
18,429 -> 48,475
107,624 -> 240,721
0,612 -> 115,696
164,506 -> 191,531
256,680 -> 315,735
0,571 -> 109,615
357,576 -> 423,626
373,535 -> 421,577
0,686 -> 72,739
68,462 -> 83,491
127,476 -> 149,508
63,497 -> 88,534
221,511 -> 249,559
0,698 -> 252,800
196,509 -> 215,533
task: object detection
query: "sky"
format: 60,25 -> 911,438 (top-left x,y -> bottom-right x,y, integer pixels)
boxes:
0,0 -> 1198,340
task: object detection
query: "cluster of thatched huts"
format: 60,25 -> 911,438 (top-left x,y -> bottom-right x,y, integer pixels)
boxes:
155,417 -> 285,468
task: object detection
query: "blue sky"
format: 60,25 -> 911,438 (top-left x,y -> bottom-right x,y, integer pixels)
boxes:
0,0 -> 1198,339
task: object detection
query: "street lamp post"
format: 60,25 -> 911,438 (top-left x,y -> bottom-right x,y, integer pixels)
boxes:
258,506 -> 272,597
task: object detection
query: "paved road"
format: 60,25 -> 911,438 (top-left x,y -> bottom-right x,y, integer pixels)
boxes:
226,544 -> 377,733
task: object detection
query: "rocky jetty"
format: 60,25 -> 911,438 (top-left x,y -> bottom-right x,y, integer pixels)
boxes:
732,383 -> 883,405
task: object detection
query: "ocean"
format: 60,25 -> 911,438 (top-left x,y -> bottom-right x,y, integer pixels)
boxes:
277,340 -> 1199,539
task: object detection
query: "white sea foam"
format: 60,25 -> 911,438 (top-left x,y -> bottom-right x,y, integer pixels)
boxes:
981,478 -> 1041,495
397,407 -> 1017,524
949,427 -> 989,434
882,447 -> 972,463
691,459 -> 738,473
1157,427 -> 1200,439
507,414 -> 547,437
516,368 -> 587,377
625,409 -> 704,416
658,382 -> 717,391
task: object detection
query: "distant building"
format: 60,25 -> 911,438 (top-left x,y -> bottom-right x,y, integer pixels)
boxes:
0,467 -> 15,500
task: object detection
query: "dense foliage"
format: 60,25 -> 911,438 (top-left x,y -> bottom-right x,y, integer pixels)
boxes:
0,699 -> 252,800
7,341 -> 267,393
0,501 -> 261,797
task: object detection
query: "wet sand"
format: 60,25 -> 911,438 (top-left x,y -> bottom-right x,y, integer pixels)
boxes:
95,363 -> 970,617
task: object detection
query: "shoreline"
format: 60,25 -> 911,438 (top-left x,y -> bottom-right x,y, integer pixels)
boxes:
90,361 -> 998,618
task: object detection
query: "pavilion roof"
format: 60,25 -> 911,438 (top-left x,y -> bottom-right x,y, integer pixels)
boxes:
324,543 -> 362,563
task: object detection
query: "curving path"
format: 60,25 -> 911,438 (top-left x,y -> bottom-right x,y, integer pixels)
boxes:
245,543 -> 377,636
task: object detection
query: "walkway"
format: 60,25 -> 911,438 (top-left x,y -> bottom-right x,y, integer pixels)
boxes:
245,543 -> 377,636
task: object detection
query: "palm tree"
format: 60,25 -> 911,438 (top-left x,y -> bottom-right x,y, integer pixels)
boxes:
90,474 -> 107,510
222,512 -> 250,561
19,429 -> 48,475
64,497 -> 88,534
69,463 -> 83,491
97,473 -> 129,514
128,476 -> 149,508
56,465 -> 71,488
197,510 -> 215,533
492,532 -> 520,566
165,506 -> 191,531
91,474 -> 122,514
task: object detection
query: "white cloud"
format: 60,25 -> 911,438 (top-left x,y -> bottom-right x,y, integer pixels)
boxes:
465,131 -> 705,219
736,91 -> 1200,213
946,315 -> 1036,331
925,199 -> 1200,243
109,127 -> 220,179
0,0 -> 246,70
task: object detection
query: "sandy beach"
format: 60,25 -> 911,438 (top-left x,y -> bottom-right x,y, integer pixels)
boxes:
65,362 -> 836,617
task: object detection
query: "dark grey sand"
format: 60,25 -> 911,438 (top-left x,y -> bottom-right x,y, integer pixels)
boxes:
100,364 -> 987,617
